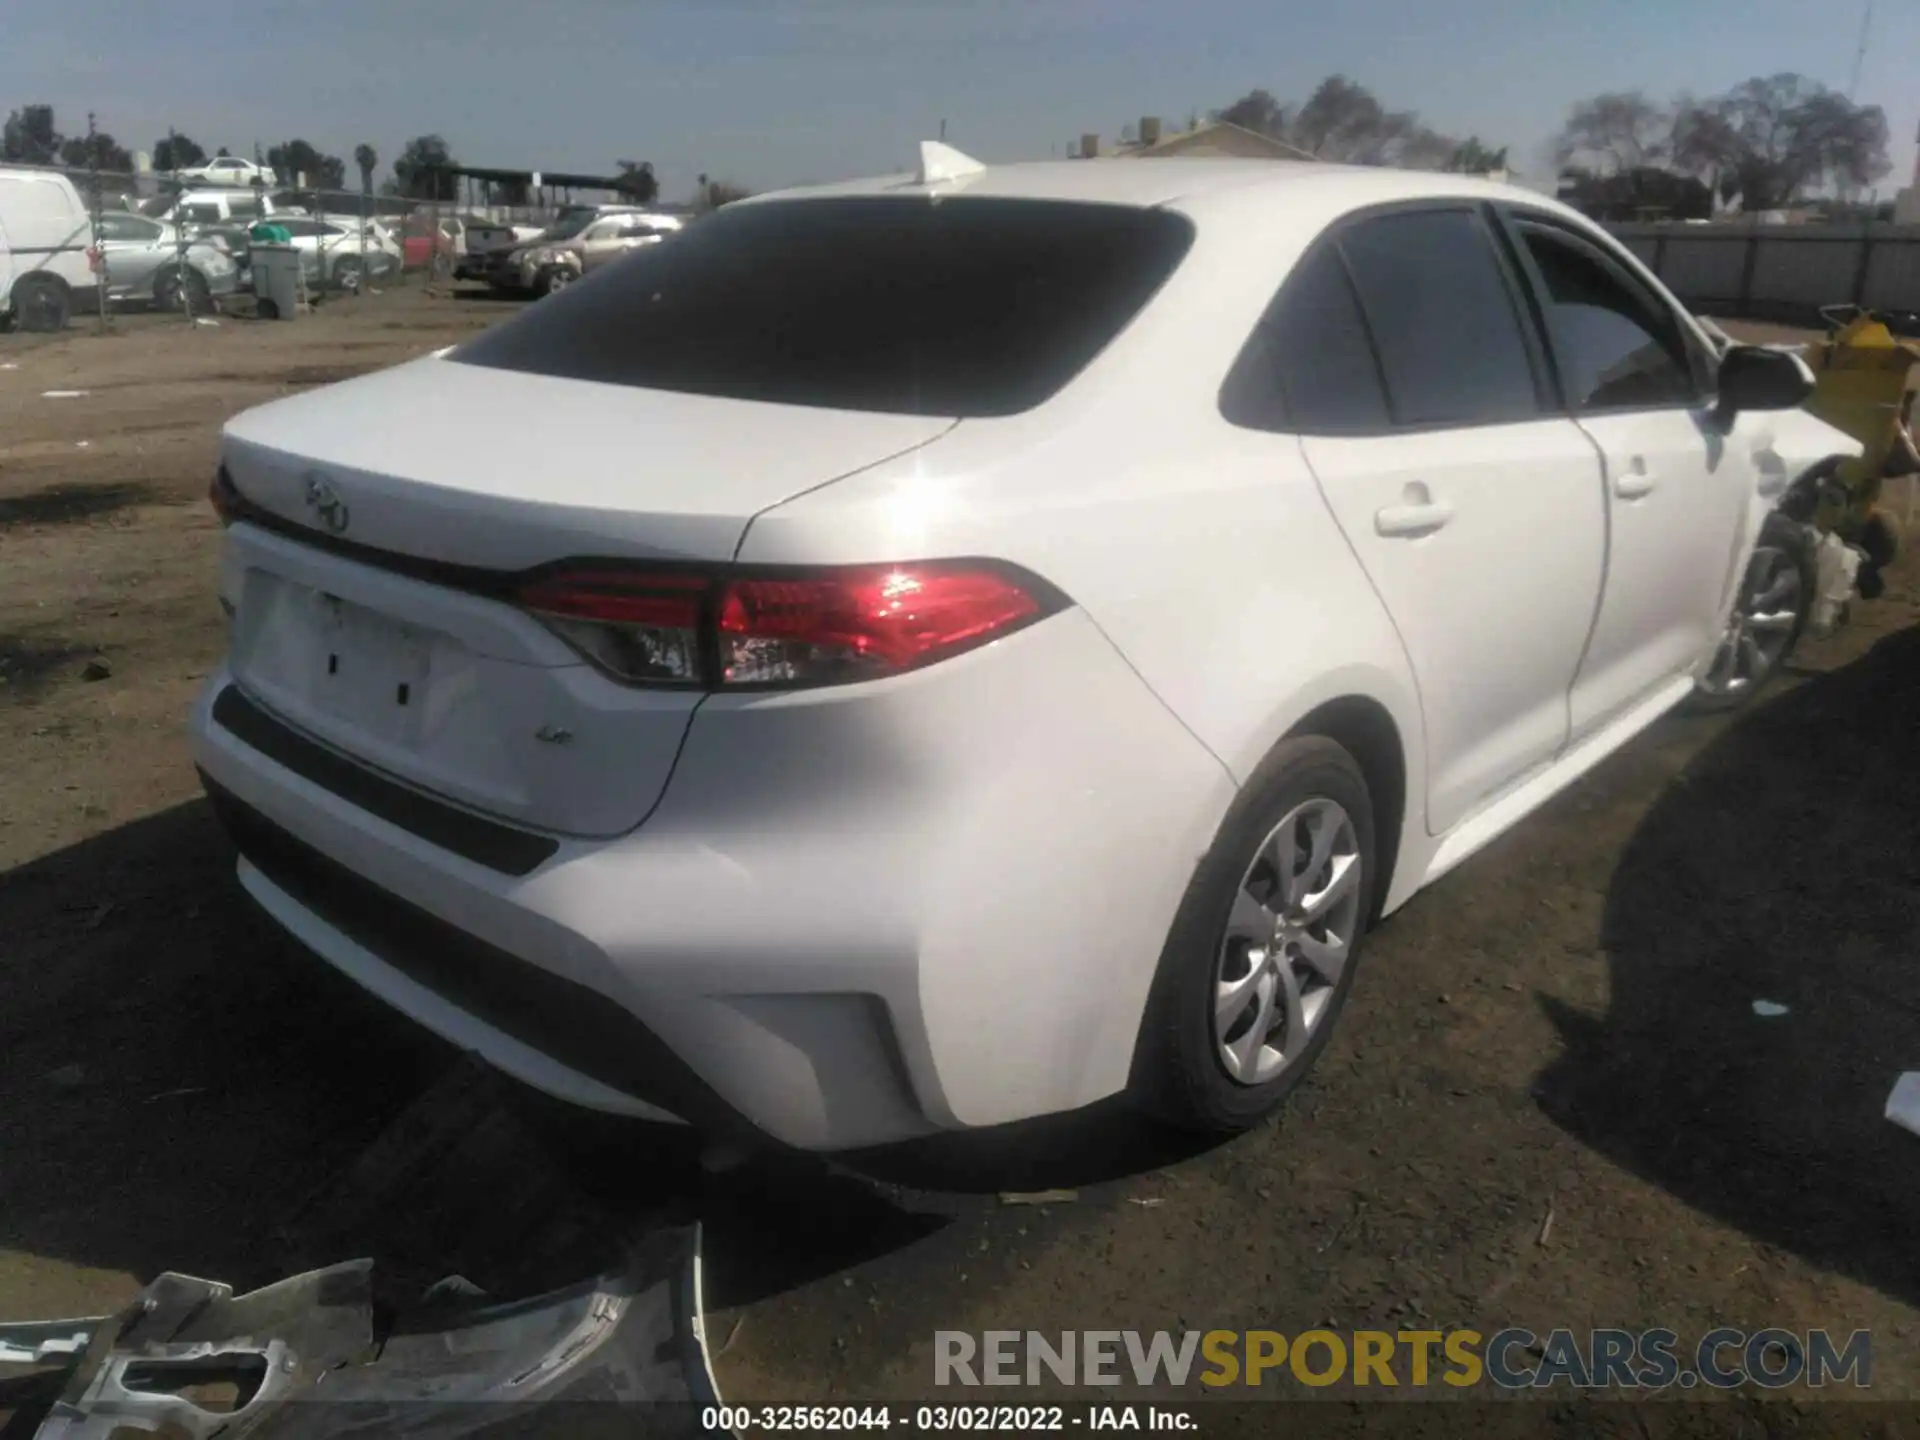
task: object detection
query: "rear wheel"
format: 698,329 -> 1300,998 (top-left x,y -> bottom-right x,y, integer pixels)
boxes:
11,274 -> 71,333
1134,736 -> 1375,1134
1688,512 -> 1815,712
153,266 -> 211,312
331,256 -> 364,295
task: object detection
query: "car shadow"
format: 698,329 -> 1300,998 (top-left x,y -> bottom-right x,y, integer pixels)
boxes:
0,481 -> 157,529
0,799 -> 959,1313
1539,623 -> 1920,1304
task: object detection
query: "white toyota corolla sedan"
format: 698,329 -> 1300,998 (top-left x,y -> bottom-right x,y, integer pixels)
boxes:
189,149 -> 1854,1151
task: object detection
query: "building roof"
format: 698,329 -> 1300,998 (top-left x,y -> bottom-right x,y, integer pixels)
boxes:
1112,120 -> 1318,162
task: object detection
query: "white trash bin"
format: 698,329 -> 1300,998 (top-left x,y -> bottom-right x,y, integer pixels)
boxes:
250,244 -> 302,320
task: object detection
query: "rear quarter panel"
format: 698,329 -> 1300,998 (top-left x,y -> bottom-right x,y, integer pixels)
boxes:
738,181 -> 1431,911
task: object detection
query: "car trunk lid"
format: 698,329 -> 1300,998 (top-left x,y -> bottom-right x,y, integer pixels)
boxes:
216,357 -> 955,836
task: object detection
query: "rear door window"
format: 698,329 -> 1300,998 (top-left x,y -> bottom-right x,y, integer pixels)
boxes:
452,197 -> 1196,416
1336,209 -> 1542,428
1221,241 -> 1392,434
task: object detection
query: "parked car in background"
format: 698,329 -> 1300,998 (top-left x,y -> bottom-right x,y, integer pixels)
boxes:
269,215 -> 403,292
191,157 -> 1856,1152
142,188 -> 287,233
0,164 -> 94,331
171,157 -> 277,188
95,210 -> 241,310
486,207 -> 683,296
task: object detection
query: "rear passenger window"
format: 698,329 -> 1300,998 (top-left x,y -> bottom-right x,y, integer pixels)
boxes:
1219,243 -> 1389,434
1517,222 -> 1699,411
1337,210 -> 1540,428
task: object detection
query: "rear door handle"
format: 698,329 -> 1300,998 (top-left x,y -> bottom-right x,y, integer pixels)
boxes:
1374,502 -> 1454,537
1613,470 -> 1657,499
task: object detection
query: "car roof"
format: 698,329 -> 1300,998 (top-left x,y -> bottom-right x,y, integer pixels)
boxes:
744,157 -> 1582,226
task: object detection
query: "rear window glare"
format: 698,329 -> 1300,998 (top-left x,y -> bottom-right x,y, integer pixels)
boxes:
450,197 -> 1195,417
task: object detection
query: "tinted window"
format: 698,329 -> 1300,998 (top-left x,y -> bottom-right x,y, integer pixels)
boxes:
453,198 -> 1195,416
1518,223 -> 1698,410
1220,243 -> 1391,434
1337,210 -> 1539,427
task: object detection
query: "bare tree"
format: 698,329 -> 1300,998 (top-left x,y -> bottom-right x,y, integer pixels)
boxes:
1553,91 -> 1670,174
1213,77 -> 1464,169
1665,74 -> 1887,210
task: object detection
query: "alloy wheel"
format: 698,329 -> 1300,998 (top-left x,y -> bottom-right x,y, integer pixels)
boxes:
1700,543 -> 1803,699
1213,797 -> 1364,1086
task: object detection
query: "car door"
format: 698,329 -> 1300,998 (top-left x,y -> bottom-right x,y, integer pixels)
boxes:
1264,207 -> 1608,836
95,212 -> 164,293
1499,212 -> 1756,738
578,217 -> 637,272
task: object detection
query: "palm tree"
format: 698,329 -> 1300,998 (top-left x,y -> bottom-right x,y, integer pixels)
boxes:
354,144 -> 377,194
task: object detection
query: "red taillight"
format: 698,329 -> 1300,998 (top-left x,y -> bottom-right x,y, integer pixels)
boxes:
718,566 -> 1043,685
513,562 -> 1060,689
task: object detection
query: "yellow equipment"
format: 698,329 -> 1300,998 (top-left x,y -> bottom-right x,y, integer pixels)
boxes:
1794,305 -> 1919,594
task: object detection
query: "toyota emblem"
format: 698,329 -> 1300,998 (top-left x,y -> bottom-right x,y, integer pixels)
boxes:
303,473 -> 350,535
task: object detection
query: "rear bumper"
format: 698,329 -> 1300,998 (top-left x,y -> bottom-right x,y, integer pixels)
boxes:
190,609 -> 1235,1151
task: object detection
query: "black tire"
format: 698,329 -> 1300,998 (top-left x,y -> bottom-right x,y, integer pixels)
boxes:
534,265 -> 575,298
1133,736 -> 1376,1134
153,266 -> 211,313
331,257 -> 364,295
1686,510 -> 1817,714
11,275 -> 71,333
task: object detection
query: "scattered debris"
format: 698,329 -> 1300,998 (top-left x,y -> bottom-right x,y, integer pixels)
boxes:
1886,1073 -> 1920,1137
194,317 -> 220,327
41,1064 -> 86,1090
1128,1197 -> 1165,1208
80,658 -> 110,681
74,440 -> 90,448
0,362 -> 18,370
999,1189 -> 1078,1207
1538,1205 -> 1556,1248
40,389 -> 88,399
0,1229 -> 721,1438
1751,999 -> 1790,1018
82,901 -> 114,930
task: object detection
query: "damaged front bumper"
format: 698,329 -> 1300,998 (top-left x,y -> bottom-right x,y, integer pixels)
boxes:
0,1225 -> 721,1438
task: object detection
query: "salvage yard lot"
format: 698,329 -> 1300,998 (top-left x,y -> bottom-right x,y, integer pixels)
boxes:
3,293 -> 1919,1414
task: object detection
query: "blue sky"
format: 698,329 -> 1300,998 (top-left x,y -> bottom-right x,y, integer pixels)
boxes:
4,0 -> 1914,201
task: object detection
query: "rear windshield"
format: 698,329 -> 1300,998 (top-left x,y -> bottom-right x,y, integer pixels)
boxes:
450,197 -> 1195,416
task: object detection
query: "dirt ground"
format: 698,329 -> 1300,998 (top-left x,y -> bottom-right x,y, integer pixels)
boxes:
3,296 -> 1919,1429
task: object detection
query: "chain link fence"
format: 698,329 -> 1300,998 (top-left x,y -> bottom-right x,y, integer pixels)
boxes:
8,158 -> 698,334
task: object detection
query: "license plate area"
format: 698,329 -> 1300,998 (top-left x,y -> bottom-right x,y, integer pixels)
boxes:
308,590 -> 430,744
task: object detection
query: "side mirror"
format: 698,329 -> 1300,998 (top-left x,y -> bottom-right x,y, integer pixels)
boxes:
1713,344 -> 1815,427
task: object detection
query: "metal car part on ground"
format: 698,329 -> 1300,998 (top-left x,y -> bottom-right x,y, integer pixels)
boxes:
0,1226 -> 720,1438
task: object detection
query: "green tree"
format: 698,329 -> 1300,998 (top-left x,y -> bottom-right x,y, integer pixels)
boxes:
268,139 -> 345,190
615,159 -> 659,204
59,131 -> 134,173
153,132 -> 207,171
393,134 -> 458,200
1444,136 -> 1509,173
353,143 -> 378,194
2,105 -> 61,164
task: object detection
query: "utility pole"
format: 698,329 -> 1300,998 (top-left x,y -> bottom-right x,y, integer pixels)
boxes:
1848,0 -> 1874,100
86,111 -> 108,332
